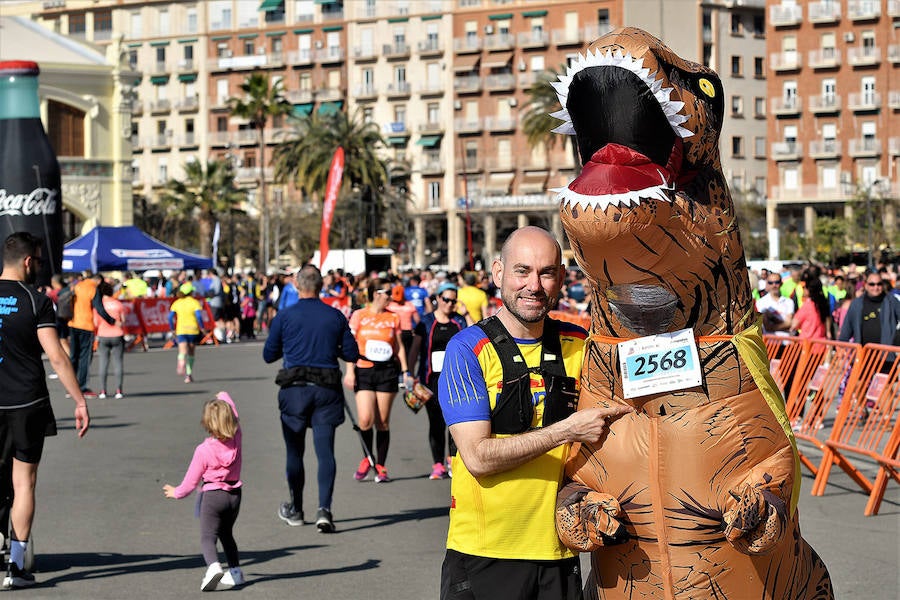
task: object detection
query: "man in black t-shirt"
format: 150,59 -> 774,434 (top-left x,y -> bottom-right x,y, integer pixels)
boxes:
838,271 -> 900,346
0,232 -> 89,589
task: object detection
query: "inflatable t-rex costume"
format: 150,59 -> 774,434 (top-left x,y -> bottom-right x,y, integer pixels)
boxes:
551,28 -> 833,599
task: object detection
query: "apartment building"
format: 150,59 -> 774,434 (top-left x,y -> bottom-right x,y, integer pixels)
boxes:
11,0 -> 767,270
767,0 -> 900,258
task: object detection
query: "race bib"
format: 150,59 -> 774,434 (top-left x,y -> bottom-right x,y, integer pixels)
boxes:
431,350 -> 446,372
617,328 -> 702,399
365,339 -> 394,362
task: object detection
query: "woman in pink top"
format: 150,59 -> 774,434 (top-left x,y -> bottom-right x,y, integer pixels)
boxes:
790,277 -> 831,340
386,284 -> 420,357
164,392 -> 245,591
92,281 -> 127,399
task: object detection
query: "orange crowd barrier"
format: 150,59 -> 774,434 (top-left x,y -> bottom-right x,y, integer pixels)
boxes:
763,335 -> 807,398
811,343 -> 900,516
548,309 -> 591,331
782,339 -> 861,476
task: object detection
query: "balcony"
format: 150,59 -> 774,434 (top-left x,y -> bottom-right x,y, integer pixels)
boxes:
484,157 -> 514,172
419,121 -> 444,134
552,28 -> 582,46
151,61 -> 168,75
236,167 -> 273,181
130,100 -> 143,116
454,75 -> 482,94
236,129 -> 257,146
175,97 -> 198,112
384,121 -> 409,137
417,81 -> 444,96
584,23 -> 615,40
176,133 -> 198,147
771,141 -> 802,161
518,30 -> 549,49
848,137 -> 881,157
889,45 -> 900,64
770,52 -> 801,72
316,87 -> 343,102
285,89 -> 313,104
418,39 -> 443,56
453,36 -> 482,53
847,45 -> 880,66
808,48 -> 840,69
485,74 -> 515,91
770,3 -> 802,27
809,94 -> 841,114
809,139 -> 841,158
809,1 -> 841,23
460,158 -> 481,173
383,42 -> 411,60
890,0 -> 900,16
771,184 -> 848,203
421,159 -> 444,175
484,116 -> 516,132
209,54 -> 270,71
847,92 -> 881,111
484,33 -> 515,51
93,28 -> 112,41
315,47 -> 344,63
130,135 -> 142,150
848,0 -> 881,20
208,132 -> 230,146
149,99 -> 171,114
286,49 -> 313,66
385,82 -> 412,98
771,96 -> 802,116
149,134 -> 172,149
353,46 -> 377,61
890,91 -> 900,109
176,59 -> 196,73
455,118 -> 482,134
354,84 -> 378,100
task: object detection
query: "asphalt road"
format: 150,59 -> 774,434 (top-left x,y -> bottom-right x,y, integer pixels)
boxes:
19,341 -> 899,598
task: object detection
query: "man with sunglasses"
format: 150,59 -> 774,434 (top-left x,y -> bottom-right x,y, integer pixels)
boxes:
838,271 -> 900,347
0,232 -> 89,588
437,226 -> 631,600
756,273 -> 794,336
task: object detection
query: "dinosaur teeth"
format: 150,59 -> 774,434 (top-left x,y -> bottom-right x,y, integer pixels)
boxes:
554,183 -> 675,213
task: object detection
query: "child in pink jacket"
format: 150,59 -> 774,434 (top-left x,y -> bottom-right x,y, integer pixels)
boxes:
164,391 -> 244,591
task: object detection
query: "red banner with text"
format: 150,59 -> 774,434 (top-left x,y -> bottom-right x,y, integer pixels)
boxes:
318,146 -> 345,269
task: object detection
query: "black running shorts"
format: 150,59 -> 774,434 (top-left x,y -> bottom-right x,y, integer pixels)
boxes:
0,399 -> 58,464
354,361 -> 400,393
440,549 -> 583,600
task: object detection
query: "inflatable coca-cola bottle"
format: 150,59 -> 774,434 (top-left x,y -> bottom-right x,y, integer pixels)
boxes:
0,60 -> 63,286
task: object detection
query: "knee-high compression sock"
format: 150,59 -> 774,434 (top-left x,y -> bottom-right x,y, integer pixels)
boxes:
177,353 -> 185,369
376,429 -> 390,466
186,356 -> 195,375
360,428 -> 374,461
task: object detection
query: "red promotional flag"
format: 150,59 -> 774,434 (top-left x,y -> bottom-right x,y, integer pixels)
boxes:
318,146 -> 345,268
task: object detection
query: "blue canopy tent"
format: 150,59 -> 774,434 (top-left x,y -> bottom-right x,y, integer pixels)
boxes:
62,226 -> 213,272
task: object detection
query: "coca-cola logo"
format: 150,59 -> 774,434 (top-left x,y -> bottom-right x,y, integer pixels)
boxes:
0,187 -> 58,216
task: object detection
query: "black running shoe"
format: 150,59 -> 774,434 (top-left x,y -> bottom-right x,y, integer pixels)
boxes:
315,508 -> 335,533
3,561 -> 35,589
277,502 -> 304,526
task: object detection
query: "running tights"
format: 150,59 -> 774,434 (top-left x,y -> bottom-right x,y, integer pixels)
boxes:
199,488 -> 241,567
424,393 -> 455,464
282,422 -> 337,511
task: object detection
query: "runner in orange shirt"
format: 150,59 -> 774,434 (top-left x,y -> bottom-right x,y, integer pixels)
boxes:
344,282 -> 413,483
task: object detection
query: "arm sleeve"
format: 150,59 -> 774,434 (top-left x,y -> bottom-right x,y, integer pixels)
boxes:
171,445 -> 207,499
437,333 -> 491,426
194,309 -> 204,328
168,310 -> 176,331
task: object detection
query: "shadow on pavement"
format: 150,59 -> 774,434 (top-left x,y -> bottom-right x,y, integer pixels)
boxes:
336,506 -> 448,533
243,558 -> 380,586
34,544 -> 327,585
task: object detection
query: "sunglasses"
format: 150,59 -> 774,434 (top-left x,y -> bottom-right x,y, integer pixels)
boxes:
866,282 -> 884,287
767,280 -> 781,285
374,289 -> 389,295
439,296 -> 457,304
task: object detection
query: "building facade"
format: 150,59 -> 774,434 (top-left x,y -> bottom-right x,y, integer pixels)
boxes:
11,0 -> 767,270
767,0 -> 900,260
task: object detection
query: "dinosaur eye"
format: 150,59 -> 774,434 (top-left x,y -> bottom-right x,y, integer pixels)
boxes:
698,78 -> 716,98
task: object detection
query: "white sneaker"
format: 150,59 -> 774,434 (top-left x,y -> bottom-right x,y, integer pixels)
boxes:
200,562 -> 224,591
98,391 -> 107,399
219,567 -> 245,589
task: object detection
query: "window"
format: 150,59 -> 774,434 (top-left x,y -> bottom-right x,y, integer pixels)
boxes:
732,136 -> 744,157
157,120 -> 167,136
156,47 -> 166,64
821,32 -> 836,58
822,123 -> 837,153
272,37 -> 283,55
822,166 -> 837,189
428,181 -> 440,209
216,116 -> 227,132
94,10 -> 112,33
243,40 -> 254,56
754,96 -> 766,117
187,8 -> 198,33
361,67 -> 373,92
184,45 -> 194,61
731,95 -> 743,117
210,0 -> 231,30
393,27 -> 406,47
299,72 -> 311,90
216,79 -> 228,104
47,100 -> 85,157
68,13 -> 86,36
158,10 -> 170,35
531,55 -> 545,72
783,168 -> 798,190
427,102 -> 439,124
754,136 -> 766,157
394,105 -> 407,126
755,177 -> 766,196
394,65 -> 407,85
363,107 -> 373,123
465,140 -> 478,169
862,30 -> 876,57
822,78 -> 836,103
158,160 -> 167,183
128,50 -> 138,69
862,121 -> 877,150
862,76 -> 876,104
783,81 -> 797,108
130,11 -> 142,37
731,14 -> 742,35
296,0 -> 314,22
752,14 -> 764,36
731,56 -> 742,76
732,175 -> 743,190
754,57 -> 764,78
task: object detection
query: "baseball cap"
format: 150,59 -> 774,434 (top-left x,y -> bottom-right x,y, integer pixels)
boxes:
436,282 -> 458,295
179,282 -> 194,295
391,284 -> 405,301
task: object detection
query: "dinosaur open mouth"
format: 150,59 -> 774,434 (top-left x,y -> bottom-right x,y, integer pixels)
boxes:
551,50 -> 694,212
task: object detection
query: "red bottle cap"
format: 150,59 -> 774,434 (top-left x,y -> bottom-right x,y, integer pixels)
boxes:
0,61 -> 40,76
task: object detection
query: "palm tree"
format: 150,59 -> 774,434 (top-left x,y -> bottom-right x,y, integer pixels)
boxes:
521,67 -> 580,169
227,73 -> 291,271
273,108 -> 389,248
160,158 -> 244,259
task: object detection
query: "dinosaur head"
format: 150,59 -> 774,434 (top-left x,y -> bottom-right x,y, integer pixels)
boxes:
553,28 -> 751,336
